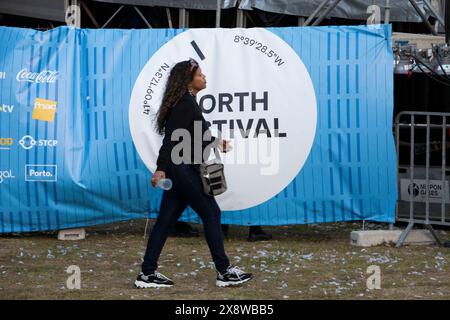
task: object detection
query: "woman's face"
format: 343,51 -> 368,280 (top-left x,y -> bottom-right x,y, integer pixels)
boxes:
189,66 -> 207,92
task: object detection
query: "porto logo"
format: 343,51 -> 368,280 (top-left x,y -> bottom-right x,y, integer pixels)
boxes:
19,135 -> 58,150
32,98 -> 57,122
129,29 -> 317,210
16,68 -> 58,84
25,165 -> 57,182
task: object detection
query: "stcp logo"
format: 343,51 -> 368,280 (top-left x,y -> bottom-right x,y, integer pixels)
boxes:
19,135 -> 58,150
129,28 -> 317,211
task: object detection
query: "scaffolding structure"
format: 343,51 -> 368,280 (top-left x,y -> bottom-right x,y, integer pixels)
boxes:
0,0 -> 447,33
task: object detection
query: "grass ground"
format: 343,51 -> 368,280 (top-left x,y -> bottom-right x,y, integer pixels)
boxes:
0,220 -> 449,300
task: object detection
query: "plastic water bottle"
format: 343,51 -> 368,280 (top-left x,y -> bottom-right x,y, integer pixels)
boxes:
156,178 -> 172,190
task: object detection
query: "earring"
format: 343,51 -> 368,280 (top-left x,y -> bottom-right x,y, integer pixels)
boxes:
188,88 -> 194,96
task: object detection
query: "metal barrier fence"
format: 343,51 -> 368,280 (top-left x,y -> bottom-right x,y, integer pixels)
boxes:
394,111 -> 450,247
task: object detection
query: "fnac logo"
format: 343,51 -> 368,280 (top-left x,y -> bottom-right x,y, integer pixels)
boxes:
32,98 -> 57,122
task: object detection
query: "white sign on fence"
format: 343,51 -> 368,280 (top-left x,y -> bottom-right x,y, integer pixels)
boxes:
400,178 -> 450,203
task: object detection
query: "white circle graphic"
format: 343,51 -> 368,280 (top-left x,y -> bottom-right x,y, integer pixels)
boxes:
129,28 -> 317,210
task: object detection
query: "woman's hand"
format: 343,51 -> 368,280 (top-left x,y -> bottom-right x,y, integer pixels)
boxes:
218,139 -> 232,153
151,170 -> 166,187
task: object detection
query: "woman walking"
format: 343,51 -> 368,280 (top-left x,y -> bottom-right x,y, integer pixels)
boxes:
135,58 -> 253,288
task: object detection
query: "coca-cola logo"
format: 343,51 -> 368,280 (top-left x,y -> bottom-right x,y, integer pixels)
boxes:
16,68 -> 59,84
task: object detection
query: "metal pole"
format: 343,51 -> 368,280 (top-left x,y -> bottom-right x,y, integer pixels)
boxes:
179,8 -> 186,28
441,116 -> 446,224
237,9 -> 244,27
298,16 -> 305,26
312,0 -> 343,26
423,0 -> 446,26
166,8 -> 173,28
425,115 -> 430,224
425,224 -> 443,245
409,115 -> 416,224
134,6 -> 152,28
243,10 -> 247,28
408,0 -> 439,35
186,9 -> 189,28
304,0 -> 330,26
394,113 -> 401,231
102,5 -> 124,28
446,0 -> 450,44
216,0 -> 222,28
396,222 -> 414,247
80,1 -> 100,28
385,0 -> 391,24
434,19 -> 440,34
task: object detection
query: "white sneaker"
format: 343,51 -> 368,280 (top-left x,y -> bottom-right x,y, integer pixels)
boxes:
216,265 -> 253,287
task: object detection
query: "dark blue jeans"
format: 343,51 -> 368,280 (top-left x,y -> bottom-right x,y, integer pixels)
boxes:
141,162 -> 230,275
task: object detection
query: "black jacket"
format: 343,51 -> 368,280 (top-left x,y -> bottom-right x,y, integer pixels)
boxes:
156,91 -> 219,172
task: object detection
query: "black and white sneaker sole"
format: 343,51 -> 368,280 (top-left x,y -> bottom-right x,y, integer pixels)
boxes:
216,277 -> 252,287
134,280 -> 173,288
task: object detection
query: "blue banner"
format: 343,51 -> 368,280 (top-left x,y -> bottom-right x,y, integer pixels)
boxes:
0,25 -> 396,232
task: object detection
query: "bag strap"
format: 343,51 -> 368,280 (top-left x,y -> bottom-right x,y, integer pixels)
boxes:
213,146 -> 221,161
204,145 -> 221,162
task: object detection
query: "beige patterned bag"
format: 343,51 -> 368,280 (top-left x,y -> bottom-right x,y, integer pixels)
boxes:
199,148 -> 227,196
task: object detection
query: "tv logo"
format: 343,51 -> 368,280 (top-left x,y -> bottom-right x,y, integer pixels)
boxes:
32,98 -> 57,122
19,135 -> 58,150
0,104 -> 14,113
25,165 -> 57,182
0,169 -> 15,184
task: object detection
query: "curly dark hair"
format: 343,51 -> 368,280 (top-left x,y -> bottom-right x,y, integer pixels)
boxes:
155,59 -> 198,135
